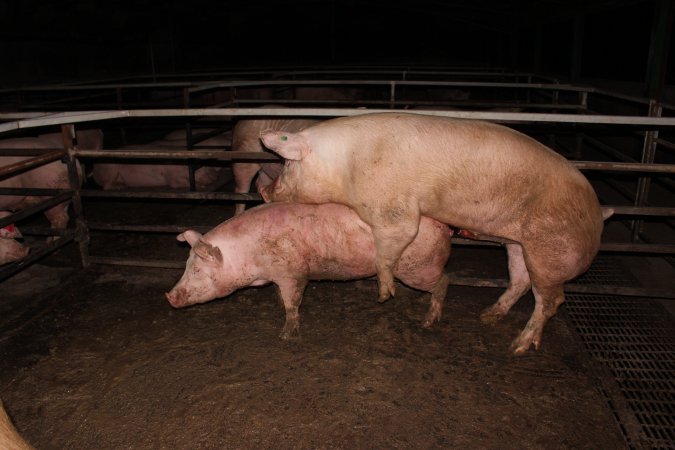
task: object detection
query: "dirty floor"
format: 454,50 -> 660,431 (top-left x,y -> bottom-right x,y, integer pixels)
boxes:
1,233 -> 627,449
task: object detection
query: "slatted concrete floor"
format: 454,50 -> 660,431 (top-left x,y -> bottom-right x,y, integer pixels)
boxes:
565,256 -> 675,450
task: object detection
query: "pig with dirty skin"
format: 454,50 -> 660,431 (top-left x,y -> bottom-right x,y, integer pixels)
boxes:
259,112 -> 612,354
166,202 -> 451,339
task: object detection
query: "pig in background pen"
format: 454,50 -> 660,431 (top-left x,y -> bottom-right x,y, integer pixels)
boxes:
90,128 -> 231,191
0,213 -> 29,265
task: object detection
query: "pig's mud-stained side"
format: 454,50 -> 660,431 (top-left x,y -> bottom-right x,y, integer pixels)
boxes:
0,198 -> 626,449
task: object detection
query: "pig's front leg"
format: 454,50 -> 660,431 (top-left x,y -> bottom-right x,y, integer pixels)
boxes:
370,213 -> 421,302
275,278 -> 308,340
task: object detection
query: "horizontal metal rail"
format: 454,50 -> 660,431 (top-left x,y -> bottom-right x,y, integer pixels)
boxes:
0,149 -> 66,181
80,189 -> 261,201
0,228 -> 77,282
3,108 -> 675,135
445,275 -> 675,299
0,191 -> 74,228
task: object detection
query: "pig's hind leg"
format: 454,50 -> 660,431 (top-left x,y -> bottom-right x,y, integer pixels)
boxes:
510,283 -> 565,355
480,243 -> 531,325
275,278 -> 308,340
422,272 -> 450,328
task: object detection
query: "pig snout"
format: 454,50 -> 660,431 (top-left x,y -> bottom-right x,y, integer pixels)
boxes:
165,289 -> 187,308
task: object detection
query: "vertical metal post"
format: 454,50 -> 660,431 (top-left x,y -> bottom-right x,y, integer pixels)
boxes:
631,100 -> 662,241
389,81 -> 396,109
183,87 -> 196,191
573,91 -> 588,159
61,124 -> 90,268
116,87 -> 127,146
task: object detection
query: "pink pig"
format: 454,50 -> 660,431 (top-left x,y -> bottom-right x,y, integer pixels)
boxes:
0,129 -> 102,234
259,112 -> 610,354
230,117 -> 319,215
0,212 -> 29,265
91,129 -> 230,190
166,202 -> 451,339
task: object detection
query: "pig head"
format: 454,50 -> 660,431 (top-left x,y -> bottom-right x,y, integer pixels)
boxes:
166,230 -> 238,308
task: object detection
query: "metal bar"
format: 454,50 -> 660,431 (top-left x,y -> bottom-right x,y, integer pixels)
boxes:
87,223 -> 212,234
633,101 -> 662,240
89,256 -> 185,269
609,206 -> 675,216
446,275 -> 675,299
572,161 -> 675,173
0,191 -> 73,228
0,147 -> 65,157
0,149 -> 66,181
63,125 -> 90,268
4,108 -> 675,134
453,238 -> 675,253
0,188 -> 68,195
0,228 -> 77,282
80,189 -> 261,201
73,149 -> 278,161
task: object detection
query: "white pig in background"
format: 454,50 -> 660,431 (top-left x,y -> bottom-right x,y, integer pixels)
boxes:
166,202 -> 451,339
0,212 -> 29,265
91,129 -> 231,190
0,129 -> 102,234
259,112 -> 611,354
0,400 -> 34,450
230,117 -> 319,215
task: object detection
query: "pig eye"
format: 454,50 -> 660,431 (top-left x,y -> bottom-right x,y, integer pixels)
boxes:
280,135 -> 288,141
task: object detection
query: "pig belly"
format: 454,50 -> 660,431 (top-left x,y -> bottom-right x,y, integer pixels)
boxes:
287,206 -> 448,292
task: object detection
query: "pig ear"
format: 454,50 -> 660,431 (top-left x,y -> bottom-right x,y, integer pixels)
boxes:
177,230 -> 202,247
193,238 -> 223,264
259,130 -> 310,161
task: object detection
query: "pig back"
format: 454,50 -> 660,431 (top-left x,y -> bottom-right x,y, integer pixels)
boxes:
306,113 -> 603,244
219,202 -> 449,282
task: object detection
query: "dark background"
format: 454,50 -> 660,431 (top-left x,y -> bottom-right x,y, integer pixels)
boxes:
0,0 -> 671,97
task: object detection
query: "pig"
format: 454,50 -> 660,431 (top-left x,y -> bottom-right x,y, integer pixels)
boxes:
91,129 -> 230,190
259,112 -> 609,354
0,400 -> 34,450
231,117 -> 320,215
0,129 -> 102,234
165,202 -> 451,339
0,212 -> 29,265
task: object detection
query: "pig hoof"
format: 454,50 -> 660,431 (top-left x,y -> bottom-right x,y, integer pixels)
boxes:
279,328 -> 301,341
510,336 -> 539,355
479,308 -> 504,326
422,311 -> 441,328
